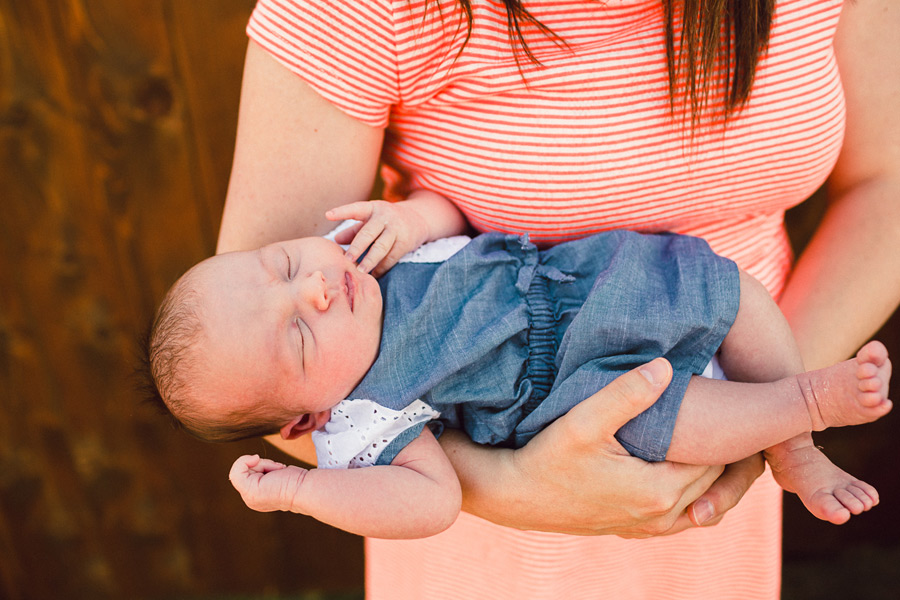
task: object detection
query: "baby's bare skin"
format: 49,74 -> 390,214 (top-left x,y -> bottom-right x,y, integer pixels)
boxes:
767,341 -> 892,525
801,340 -> 893,431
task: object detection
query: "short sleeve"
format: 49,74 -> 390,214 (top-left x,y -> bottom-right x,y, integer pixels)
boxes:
312,399 -> 440,469
247,0 -> 399,127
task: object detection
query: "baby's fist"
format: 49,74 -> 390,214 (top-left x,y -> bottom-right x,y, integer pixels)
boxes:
229,454 -> 308,513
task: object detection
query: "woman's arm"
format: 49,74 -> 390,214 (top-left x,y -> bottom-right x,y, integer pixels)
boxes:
221,40 -> 759,535
230,429 -> 461,539
779,0 -> 900,368
217,41 -> 384,253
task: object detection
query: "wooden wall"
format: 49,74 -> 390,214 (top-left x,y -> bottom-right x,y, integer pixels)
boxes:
0,2 -> 363,598
0,2 -> 896,599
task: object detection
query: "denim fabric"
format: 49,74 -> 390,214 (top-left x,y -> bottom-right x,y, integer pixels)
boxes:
348,231 -> 740,462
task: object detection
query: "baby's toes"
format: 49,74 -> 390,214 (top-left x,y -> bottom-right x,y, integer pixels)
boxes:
857,340 -> 888,367
859,394 -> 893,417
833,488 -> 867,515
858,383 -> 884,405
857,360 -> 879,381
810,490 -> 852,525
848,480 -> 879,508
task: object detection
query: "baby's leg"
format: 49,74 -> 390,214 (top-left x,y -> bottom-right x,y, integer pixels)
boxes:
708,270 -> 890,523
716,269 -> 804,382
667,342 -> 892,464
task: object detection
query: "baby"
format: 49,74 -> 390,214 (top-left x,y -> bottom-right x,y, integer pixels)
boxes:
147,193 -> 892,539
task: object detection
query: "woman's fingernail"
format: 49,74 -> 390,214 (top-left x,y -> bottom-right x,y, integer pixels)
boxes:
691,499 -> 714,525
639,358 -> 666,385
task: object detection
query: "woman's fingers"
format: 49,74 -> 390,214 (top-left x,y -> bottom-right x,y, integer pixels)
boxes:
614,462 -> 724,538
562,357 -> 673,448
687,453 -> 765,526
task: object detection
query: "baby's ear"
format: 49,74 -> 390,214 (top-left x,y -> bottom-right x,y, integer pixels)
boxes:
280,410 -> 331,440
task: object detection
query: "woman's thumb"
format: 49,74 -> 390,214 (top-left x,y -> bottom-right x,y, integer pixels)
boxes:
595,358 -> 673,433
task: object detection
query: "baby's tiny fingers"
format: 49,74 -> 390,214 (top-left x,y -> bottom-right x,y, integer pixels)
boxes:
371,244 -> 411,277
255,458 -> 287,473
326,201 -> 375,222
345,222 -> 388,262
358,232 -> 398,274
332,221 -> 363,244
228,455 -> 260,483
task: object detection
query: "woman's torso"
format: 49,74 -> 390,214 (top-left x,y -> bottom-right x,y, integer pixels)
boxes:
247,1 -> 844,597
375,0 -> 844,297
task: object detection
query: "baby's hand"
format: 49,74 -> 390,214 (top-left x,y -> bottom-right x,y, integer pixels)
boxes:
326,200 -> 429,276
228,454 -> 308,513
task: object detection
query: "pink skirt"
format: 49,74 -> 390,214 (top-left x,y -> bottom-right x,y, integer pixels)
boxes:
366,471 -> 781,599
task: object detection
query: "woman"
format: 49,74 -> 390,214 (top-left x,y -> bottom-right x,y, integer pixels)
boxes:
216,1 -> 900,597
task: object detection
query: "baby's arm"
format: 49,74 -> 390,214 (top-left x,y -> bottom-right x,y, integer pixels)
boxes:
325,189 -> 468,276
229,427 -> 462,539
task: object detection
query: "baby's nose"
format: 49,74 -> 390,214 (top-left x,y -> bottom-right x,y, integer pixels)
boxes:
304,271 -> 331,311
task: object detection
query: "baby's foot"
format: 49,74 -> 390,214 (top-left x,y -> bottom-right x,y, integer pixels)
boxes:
766,434 -> 879,525
800,341 -> 892,431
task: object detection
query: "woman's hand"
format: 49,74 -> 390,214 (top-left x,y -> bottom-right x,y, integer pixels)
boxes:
443,358 -> 764,537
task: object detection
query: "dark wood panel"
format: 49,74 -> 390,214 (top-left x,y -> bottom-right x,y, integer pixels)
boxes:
0,2 -> 363,599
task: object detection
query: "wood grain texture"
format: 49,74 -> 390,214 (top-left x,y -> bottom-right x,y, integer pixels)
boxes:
0,2 -> 362,599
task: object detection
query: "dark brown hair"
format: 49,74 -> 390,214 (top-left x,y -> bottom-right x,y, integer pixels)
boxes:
446,0 -> 774,124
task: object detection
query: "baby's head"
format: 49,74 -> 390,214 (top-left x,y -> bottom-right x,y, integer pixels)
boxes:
147,236 -> 384,442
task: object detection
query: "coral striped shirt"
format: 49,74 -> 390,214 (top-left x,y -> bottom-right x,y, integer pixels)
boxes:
248,0 -> 843,298
247,0 -> 844,598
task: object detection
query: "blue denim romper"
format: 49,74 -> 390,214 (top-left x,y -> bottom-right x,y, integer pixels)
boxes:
342,231 -> 739,465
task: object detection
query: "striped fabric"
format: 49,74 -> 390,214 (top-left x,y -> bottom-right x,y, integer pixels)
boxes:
248,0 -> 843,298
365,476 -> 783,599
247,0 -> 843,597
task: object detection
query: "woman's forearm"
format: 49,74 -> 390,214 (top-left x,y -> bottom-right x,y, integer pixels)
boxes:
781,0 -> 900,369
440,430 -> 520,524
780,180 -> 900,369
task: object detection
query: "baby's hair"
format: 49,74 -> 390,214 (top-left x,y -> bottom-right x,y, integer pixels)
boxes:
143,273 -> 210,436
142,266 -> 301,443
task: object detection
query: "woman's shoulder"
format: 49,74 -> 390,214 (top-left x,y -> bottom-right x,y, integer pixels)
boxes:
246,0 -> 476,124
247,0 -> 400,126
